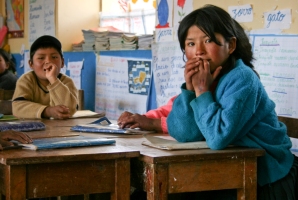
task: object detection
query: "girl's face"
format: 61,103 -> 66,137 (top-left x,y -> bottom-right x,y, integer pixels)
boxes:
184,25 -> 236,73
29,47 -> 64,83
0,55 -> 9,74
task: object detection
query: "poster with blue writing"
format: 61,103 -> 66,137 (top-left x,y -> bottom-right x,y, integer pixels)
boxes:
28,0 -> 55,44
151,41 -> 185,107
128,60 -> 151,95
252,35 -> 298,119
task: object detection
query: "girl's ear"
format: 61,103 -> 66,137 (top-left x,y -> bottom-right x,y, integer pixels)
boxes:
228,37 -> 237,54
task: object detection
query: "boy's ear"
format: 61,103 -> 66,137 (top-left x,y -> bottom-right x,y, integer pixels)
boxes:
28,60 -> 34,69
61,58 -> 65,68
228,37 -> 237,54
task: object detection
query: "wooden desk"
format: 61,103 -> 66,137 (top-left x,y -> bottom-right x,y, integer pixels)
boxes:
0,118 -> 139,200
116,137 -> 265,200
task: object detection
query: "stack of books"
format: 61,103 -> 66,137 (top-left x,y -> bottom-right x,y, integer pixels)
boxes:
92,26 -> 123,51
109,36 -> 123,50
106,31 -> 124,50
80,26 -> 153,51
93,31 -> 109,51
137,34 -> 154,50
72,40 -> 84,52
82,29 -> 96,51
121,33 -> 138,50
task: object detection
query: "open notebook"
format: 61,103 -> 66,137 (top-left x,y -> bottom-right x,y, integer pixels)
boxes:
71,116 -> 154,134
142,135 -> 209,150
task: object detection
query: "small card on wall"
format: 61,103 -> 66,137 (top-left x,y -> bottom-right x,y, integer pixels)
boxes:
155,27 -> 174,43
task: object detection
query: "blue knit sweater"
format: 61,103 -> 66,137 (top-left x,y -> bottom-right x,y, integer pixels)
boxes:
167,59 -> 293,186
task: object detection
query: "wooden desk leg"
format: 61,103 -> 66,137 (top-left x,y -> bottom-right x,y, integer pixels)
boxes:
5,165 -> 26,200
111,158 -> 130,200
146,163 -> 168,200
237,157 -> 258,200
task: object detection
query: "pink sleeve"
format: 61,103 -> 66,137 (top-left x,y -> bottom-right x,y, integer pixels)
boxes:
145,96 -> 176,134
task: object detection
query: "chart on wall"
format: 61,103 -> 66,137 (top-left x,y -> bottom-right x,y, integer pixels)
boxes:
28,0 -> 55,44
252,34 -> 298,119
128,60 -> 151,95
151,41 -> 185,107
5,0 -> 24,38
95,56 -> 151,120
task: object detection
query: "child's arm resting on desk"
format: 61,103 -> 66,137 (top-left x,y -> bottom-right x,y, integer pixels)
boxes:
47,76 -> 78,116
0,130 -> 32,150
144,96 -> 177,134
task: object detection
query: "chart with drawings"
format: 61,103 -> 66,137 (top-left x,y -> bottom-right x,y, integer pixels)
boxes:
128,60 -> 151,95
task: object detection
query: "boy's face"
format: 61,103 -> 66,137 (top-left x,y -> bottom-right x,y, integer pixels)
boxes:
29,47 -> 64,83
0,55 -> 9,74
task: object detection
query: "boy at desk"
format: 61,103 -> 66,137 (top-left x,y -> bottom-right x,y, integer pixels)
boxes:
12,35 -> 78,119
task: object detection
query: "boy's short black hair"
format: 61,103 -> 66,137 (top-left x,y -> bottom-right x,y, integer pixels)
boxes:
30,35 -> 63,60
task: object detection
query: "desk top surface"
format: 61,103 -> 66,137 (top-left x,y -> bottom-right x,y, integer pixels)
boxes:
0,117 -> 265,165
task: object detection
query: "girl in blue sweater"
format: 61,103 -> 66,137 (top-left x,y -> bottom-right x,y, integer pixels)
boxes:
167,4 -> 298,200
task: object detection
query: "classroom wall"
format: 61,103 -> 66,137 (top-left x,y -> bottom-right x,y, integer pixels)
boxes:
0,0 -> 100,53
1,0 -> 298,54
192,0 -> 298,34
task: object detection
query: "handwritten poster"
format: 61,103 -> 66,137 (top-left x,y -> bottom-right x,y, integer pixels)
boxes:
29,0 -> 55,44
68,60 -> 84,89
95,56 -> 151,120
151,41 -> 185,107
252,35 -> 298,118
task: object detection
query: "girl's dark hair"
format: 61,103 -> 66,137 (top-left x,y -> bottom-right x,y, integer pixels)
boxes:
178,4 -> 255,72
0,49 -> 16,73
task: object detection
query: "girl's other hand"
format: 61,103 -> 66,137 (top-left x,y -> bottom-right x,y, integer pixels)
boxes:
184,57 -> 201,91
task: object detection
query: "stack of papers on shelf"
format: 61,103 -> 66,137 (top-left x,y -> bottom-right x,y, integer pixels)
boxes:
72,40 -> 84,52
109,36 -> 123,50
142,135 -> 209,150
122,33 -> 137,50
82,29 -> 96,51
16,135 -> 116,150
137,34 -> 153,50
71,116 -> 154,134
91,26 -> 123,51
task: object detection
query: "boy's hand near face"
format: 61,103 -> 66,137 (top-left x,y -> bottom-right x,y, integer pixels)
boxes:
43,62 -> 59,84
42,105 -> 71,119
